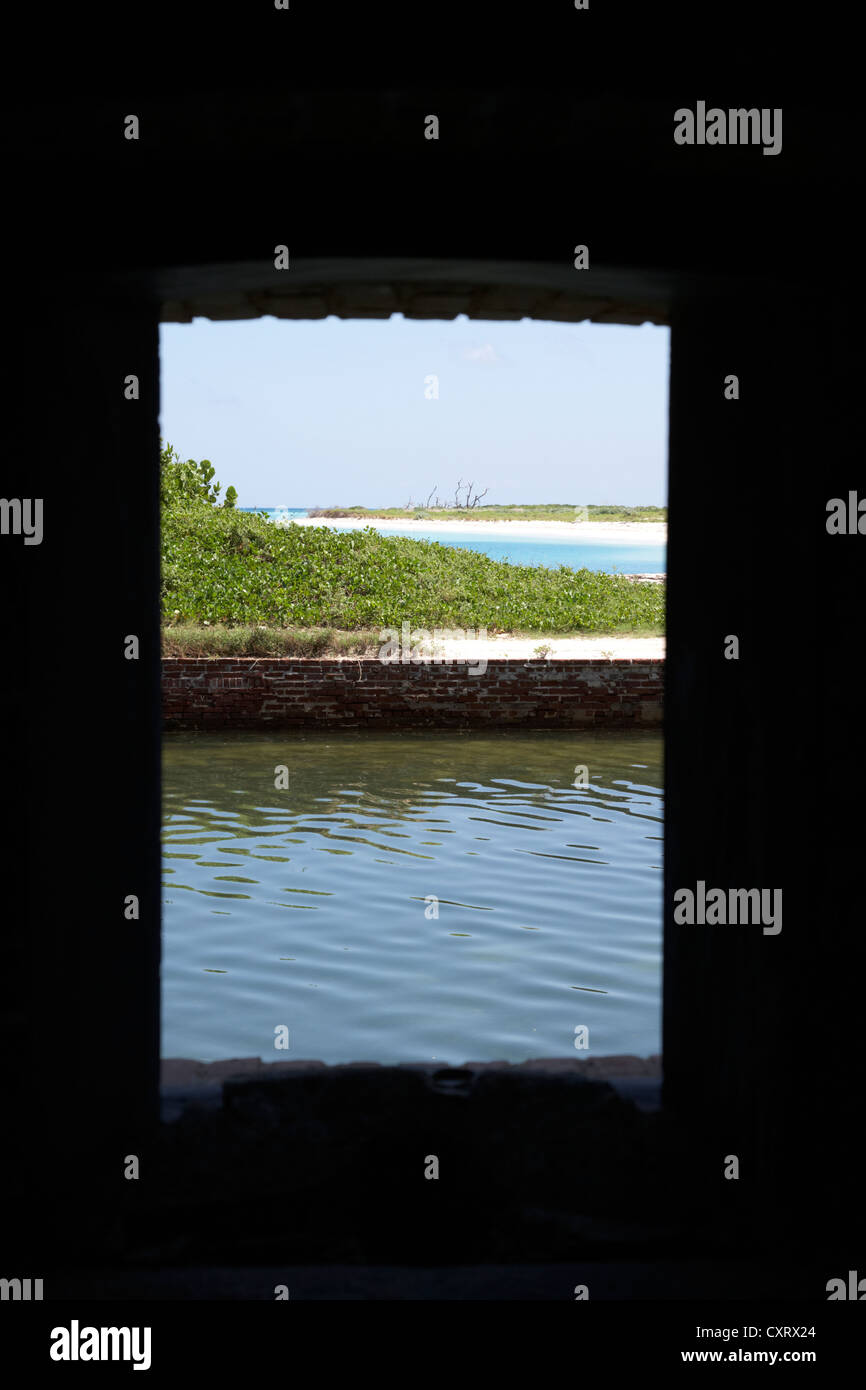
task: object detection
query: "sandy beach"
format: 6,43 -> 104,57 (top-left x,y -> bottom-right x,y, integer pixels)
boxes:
286,516 -> 667,544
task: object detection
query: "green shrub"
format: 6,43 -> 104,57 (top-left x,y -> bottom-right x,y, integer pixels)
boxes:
160,438 -> 227,508
161,507 -> 664,635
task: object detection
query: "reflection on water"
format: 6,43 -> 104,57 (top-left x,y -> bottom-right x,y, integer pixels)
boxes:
162,729 -> 663,1065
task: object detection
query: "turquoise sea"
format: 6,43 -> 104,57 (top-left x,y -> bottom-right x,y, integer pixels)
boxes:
238,509 -> 666,574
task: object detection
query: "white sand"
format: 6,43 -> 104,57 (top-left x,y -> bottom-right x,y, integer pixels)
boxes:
402,634 -> 665,661
285,516 -> 667,544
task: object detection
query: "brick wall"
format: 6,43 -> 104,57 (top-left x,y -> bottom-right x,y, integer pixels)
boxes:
163,657 -> 664,729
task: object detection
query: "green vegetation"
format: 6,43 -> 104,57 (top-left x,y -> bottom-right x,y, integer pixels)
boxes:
163,625 -> 380,658
310,503 -> 667,523
160,441 -> 665,652
160,441 -> 225,507
162,506 -> 664,634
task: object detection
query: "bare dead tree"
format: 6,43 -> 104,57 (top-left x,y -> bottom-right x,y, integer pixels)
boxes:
406,479 -> 490,510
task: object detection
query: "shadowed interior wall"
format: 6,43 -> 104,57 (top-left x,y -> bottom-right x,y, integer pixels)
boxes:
664,289 -> 860,1252
2,72 -> 861,1274
3,292 -> 163,1266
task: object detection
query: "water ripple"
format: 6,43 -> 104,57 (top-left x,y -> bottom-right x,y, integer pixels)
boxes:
162,729 -> 662,1066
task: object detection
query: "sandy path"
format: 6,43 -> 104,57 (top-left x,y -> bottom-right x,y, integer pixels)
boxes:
375,633 -> 665,661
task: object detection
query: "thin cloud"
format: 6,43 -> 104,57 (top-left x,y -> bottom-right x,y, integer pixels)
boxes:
462,343 -> 501,363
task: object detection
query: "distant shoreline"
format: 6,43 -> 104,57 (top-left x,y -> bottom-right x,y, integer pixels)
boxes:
285,516 -> 668,543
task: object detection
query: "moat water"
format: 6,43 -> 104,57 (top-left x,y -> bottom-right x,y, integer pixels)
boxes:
162,729 -> 663,1065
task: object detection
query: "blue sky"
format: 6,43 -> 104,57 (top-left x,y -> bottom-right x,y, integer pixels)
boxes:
159,316 -> 669,508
